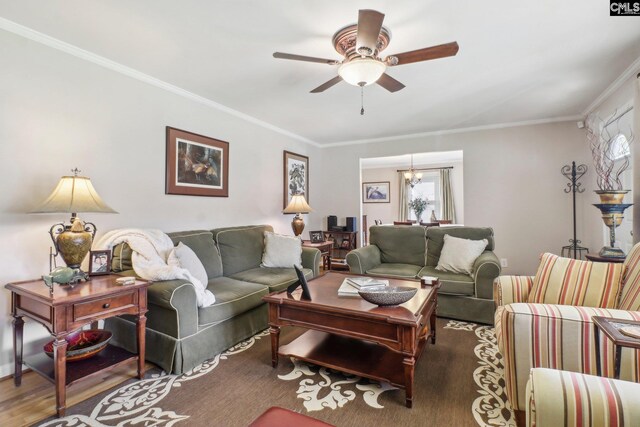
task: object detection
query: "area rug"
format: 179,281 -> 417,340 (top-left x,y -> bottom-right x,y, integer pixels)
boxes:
37,320 -> 515,427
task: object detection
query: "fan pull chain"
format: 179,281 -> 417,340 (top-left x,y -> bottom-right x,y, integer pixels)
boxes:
360,84 -> 365,116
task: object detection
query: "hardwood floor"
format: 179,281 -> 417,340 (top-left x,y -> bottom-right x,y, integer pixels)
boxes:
0,363 -> 153,427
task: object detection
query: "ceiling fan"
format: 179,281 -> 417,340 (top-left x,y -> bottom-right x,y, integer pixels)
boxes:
273,9 -> 459,94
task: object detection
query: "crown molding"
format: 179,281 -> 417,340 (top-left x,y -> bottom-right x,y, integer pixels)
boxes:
0,17 -> 321,148
322,115 -> 583,148
582,54 -> 640,116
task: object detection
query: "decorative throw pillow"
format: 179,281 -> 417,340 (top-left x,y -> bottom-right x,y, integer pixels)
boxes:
435,234 -> 488,275
261,231 -> 302,269
527,252 -> 623,308
167,242 -> 209,287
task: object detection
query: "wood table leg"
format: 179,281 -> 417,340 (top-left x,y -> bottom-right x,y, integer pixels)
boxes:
614,345 -> 622,379
403,356 -> 415,408
53,335 -> 68,417
136,313 -> 147,379
594,326 -> 602,377
269,326 -> 280,368
12,315 -> 24,386
430,306 -> 437,344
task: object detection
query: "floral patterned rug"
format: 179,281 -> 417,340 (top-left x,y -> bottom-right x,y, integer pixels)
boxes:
38,320 -> 515,427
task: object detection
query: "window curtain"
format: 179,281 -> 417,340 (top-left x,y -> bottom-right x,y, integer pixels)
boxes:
439,168 -> 456,222
633,73 -> 640,243
398,172 -> 410,220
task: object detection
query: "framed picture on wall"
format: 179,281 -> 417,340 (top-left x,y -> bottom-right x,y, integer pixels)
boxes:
362,181 -> 390,203
166,126 -> 229,197
283,151 -> 309,209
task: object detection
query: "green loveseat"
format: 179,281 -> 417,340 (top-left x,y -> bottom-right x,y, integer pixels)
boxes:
345,225 -> 500,324
105,225 -> 321,374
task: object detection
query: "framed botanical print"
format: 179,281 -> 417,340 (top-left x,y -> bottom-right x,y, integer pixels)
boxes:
283,151 -> 309,209
166,126 -> 229,197
362,181 -> 390,203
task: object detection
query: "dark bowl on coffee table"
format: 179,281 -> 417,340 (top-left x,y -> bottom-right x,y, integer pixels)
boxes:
358,286 -> 417,306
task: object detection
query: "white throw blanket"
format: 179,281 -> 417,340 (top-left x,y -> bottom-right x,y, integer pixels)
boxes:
94,228 -> 215,307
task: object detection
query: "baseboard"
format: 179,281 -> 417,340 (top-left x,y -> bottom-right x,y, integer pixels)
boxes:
0,363 -> 29,382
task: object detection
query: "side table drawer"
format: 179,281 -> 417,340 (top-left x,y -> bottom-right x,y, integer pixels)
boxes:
73,292 -> 136,321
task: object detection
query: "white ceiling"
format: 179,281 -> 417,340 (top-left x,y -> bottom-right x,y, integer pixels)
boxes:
1,0 -> 639,146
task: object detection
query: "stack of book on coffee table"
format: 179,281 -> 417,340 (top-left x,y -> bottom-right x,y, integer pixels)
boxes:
338,276 -> 389,296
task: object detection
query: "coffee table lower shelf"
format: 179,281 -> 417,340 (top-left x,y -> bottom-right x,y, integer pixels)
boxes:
279,330 -> 408,388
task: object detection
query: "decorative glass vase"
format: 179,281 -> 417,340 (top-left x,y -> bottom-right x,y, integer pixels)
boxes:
430,210 -> 437,222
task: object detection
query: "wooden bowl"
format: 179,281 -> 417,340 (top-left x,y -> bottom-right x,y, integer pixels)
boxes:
358,286 -> 417,306
44,330 -> 112,362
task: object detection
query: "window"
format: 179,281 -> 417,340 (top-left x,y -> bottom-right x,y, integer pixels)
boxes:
407,172 -> 440,221
610,133 -> 630,161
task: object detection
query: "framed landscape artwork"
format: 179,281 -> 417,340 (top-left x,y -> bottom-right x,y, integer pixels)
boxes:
363,181 -> 390,203
283,151 -> 309,209
166,126 -> 229,197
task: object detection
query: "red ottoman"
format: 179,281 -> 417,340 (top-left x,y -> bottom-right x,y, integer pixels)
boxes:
249,407 -> 335,427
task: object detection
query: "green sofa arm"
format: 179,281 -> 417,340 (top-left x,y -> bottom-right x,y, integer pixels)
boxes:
302,247 -> 321,277
346,245 -> 382,274
472,251 -> 501,300
146,278 -> 199,339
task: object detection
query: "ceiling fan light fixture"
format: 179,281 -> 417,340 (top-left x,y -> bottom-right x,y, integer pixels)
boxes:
338,58 -> 386,86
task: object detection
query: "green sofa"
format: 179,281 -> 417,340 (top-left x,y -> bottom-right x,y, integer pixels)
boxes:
345,225 -> 500,324
105,225 -> 321,374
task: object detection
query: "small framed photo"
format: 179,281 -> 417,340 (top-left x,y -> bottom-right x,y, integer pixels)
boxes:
89,250 -> 111,276
363,181 -> 390,203
309,230 -> 324,243
340,240 -> 351,249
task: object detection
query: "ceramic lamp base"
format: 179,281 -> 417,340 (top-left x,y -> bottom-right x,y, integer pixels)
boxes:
291,214 -> 305,236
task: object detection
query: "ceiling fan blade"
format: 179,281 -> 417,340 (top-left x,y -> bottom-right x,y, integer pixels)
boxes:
389,42 -> 459,66
356,9 -> 385,56
376,73 -> 405,92
310,76 -> 343,93
273,52 -> 339,65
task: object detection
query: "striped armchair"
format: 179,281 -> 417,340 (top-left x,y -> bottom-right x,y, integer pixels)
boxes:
494,245 -> 640,413
526,368 -> 640,426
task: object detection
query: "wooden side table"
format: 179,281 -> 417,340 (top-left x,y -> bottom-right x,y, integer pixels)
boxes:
302,240 -> 333,270
5,274 -> 149,417
592,316 -> 640,379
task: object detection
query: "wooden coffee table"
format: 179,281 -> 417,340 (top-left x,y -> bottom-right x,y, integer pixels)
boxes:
263,272 -> 439,408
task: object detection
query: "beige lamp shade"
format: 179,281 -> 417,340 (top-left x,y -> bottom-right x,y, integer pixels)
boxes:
283,194 -> 312,214
32,175 -> 117,214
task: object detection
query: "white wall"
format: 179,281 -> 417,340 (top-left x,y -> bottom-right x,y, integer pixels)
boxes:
0,30 -> 323,376
361,161 -> 464,225
316,122 -> 591,276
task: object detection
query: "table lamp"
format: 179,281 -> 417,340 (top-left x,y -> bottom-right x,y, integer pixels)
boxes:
32,168 -> 117,282
283,194 -> 312,236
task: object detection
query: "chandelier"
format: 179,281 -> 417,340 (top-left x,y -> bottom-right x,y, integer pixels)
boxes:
404,154 -> 422,188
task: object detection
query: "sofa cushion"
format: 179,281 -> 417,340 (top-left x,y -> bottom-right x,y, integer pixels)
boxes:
111,242 -> 134,272
528,252 -> 623,308
366,263 -> 422,279
212,225 -> 274,276
619,242 -> 640,310
426,227 -> 495,267
167,242 -> 209,286
418,266 -> 475,296
261,231 -> 302,268
369,225 -> 427,266
198,277 -> 268,326
436,234 -> 488,275
168,230 -> 223,279
230,267 -> 313,293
